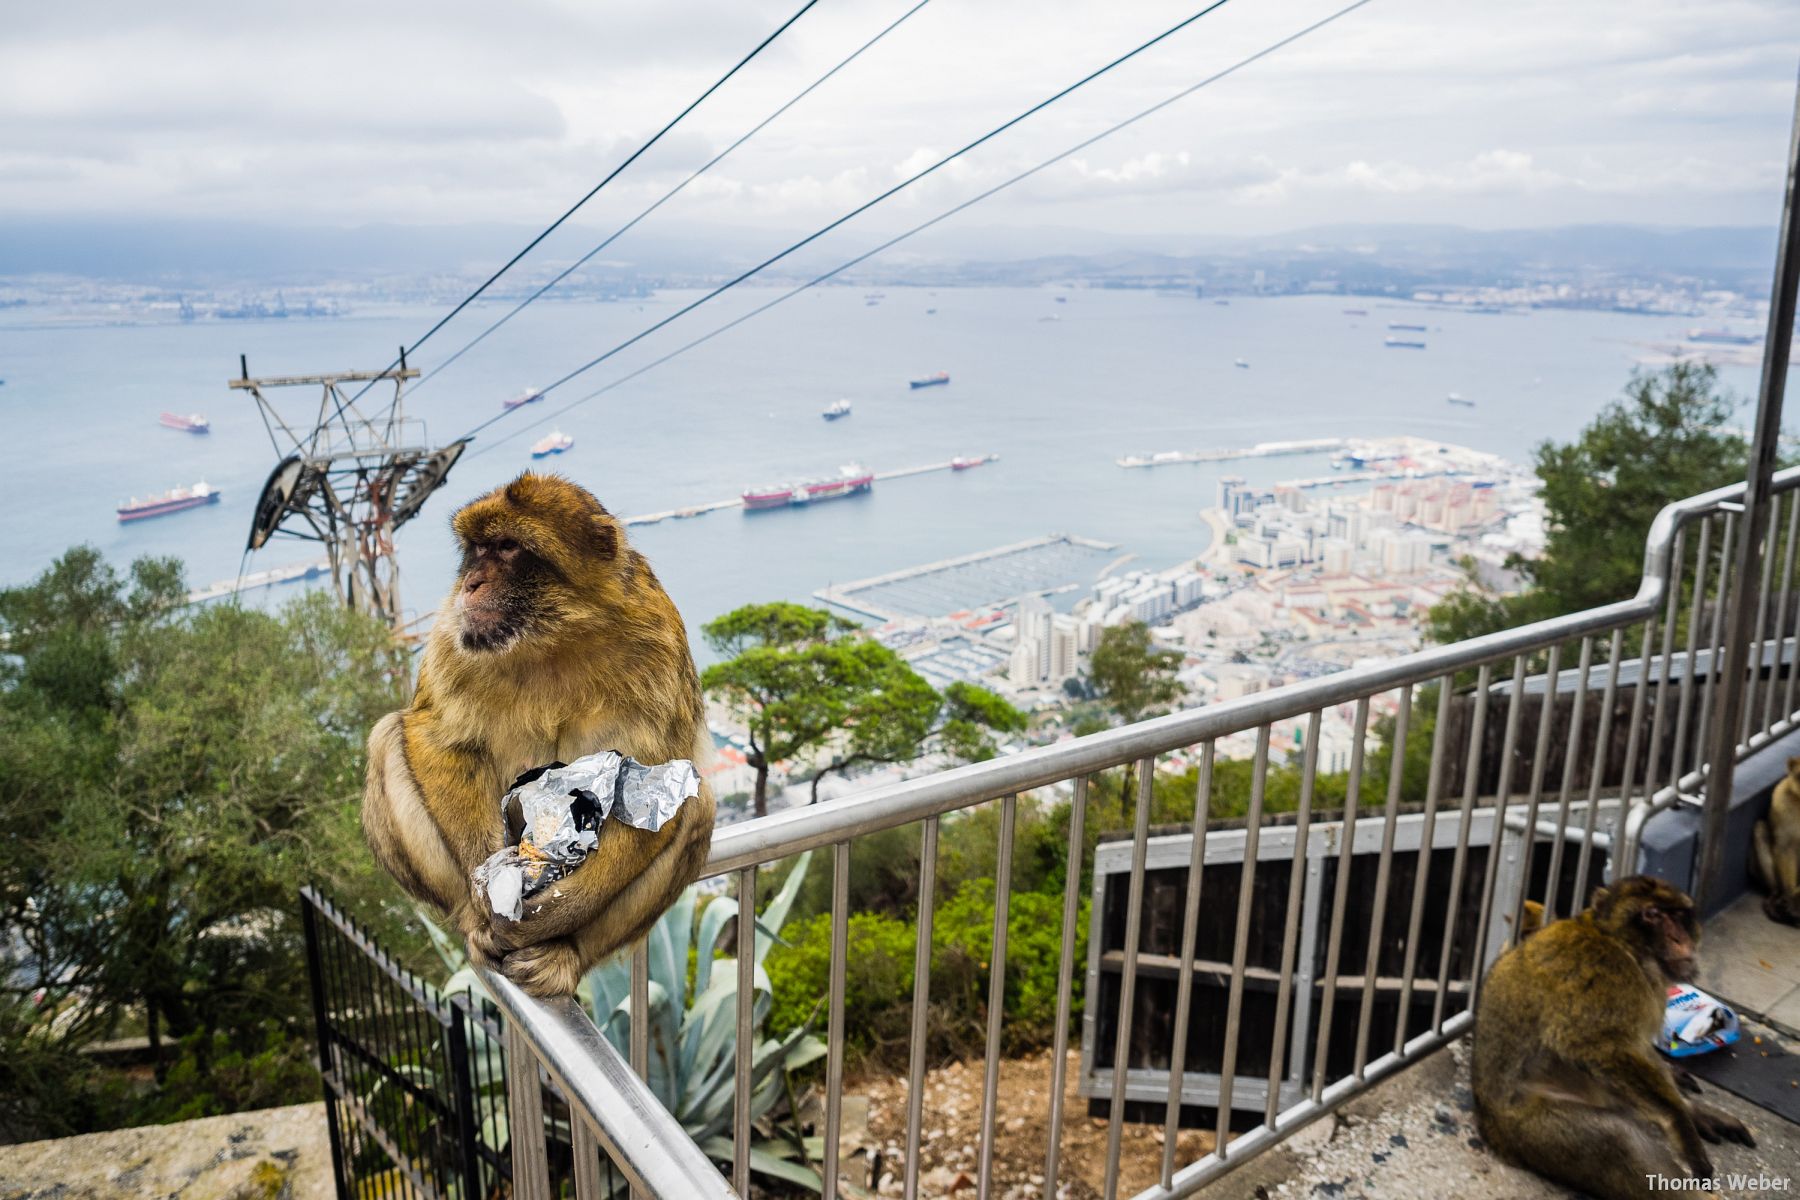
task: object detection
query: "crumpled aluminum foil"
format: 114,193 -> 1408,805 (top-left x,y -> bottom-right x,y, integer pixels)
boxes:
473,750 -> 699,921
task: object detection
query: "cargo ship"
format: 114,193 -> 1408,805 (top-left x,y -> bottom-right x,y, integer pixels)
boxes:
531,430 -> 573,458
909,372 -> 950,389
1447,393 -> 1475,407
822,399 -> 851,421
1685,328 -> 1760,346
742,464 -> 873,511
1385,337 -> 1427,349
1388,322 -> 1427,332
503,387 -> 543,410
952,454 -> 996,471
118,482 -> 220,523
159,411 -> 211,433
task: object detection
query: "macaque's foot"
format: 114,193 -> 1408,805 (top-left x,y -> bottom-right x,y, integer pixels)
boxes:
1670,1064 -> 1702,1095
501,939 -> 584,997
1765,893 -> 1800,925
1692,1105 -> 1755,1147
464,921 -> 510,968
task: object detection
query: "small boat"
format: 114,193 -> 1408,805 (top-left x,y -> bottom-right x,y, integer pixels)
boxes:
822,399 -> 852,421
502,387 -> 543,410
118,481 -> 220,523
926,308 -> 938,315
951,455 -> 991,471
1343,308 -> 1369,316
1447,393 -> 1475,407
531,430 -> 573,458
1385,337 -> 1427,350
1388,322 -> 1427,332
910,372 -> 950,389
1054,296 -> 1068,304
1234,358 -> 1249,369
159,411 -> 211,433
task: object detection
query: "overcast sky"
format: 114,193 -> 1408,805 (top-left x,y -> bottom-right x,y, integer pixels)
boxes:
3,0 -> 1797,245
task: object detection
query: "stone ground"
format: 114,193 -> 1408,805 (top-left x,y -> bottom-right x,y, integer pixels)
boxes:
1190,1031 -> 1799,1200
0,1102 -> 332,1200
1696,894 -> 1800,1037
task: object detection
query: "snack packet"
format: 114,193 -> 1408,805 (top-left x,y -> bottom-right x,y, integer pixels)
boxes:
1661,983 -> 1740,1058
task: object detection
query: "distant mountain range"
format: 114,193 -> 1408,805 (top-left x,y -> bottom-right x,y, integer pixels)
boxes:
0,216 -> 1779,295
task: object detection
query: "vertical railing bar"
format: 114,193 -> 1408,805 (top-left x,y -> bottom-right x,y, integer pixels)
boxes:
1161,746 -> 1213,1189
977,795 -> 1018,1200
903,817 -> 940,1200
1102,766 -> 1155,1200
301,899 -> 353,1200
1396,676 -> 1454,1052
1541,637 -> 1593,923
571,1116 -> 605,1200
1574,629 -> 1624,912
1767,491 -> 1800,731
1469,655 -> 1528,1003
733,866 -> 756,1200
1744,496 -> 1779,743
1646,529 -> 1688,783
1697,511 -> 1734,776
1783,492 -> 1800,723
1434,662 -> 1492,1032
504,1023 -> 552,1200
630,940 -> 649,1081
1509,643 -> 1562,941
1671,518 -> 1712,790
1265,715 -> 1320,1126
1352,685 -> 1410,1080
1312,698 -> 1370,1100
823,841 -> 851,1200
1216,726 -> 1272,1152
1045,778 -> 1087,1195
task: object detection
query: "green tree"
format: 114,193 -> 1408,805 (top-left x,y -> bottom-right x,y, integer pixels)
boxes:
1088,620 -> 1185,725
701,604 -> 1025,814
0,547 -> 414,1138
1427,364 -> 1747,643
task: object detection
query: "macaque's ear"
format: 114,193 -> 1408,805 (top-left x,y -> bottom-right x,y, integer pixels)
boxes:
1589,885 -> 1612,917
593,514 -> 618,561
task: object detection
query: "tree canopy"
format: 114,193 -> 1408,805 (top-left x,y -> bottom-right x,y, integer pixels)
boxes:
1427,363 -> 1748,644
700,603 -> 1025,814
1088,619 -> 1185,725
0,547 -> 416,1137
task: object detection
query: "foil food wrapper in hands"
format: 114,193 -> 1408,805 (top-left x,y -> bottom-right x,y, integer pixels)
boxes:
473,750 -> 699,921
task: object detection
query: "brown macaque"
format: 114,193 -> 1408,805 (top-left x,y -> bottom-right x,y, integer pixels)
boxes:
1750,758 -> 1800,925
362,473 -> 715,997
1472,875 -> 1754,1200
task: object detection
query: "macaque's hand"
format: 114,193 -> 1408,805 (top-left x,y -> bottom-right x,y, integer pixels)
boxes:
501,939 -> 585,998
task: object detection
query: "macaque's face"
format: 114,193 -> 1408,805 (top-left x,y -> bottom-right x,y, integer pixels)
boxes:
454,533 -> 544,652
1617,878 -> 1700,983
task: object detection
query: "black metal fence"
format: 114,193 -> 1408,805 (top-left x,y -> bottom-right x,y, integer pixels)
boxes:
301,887 -> 625,1200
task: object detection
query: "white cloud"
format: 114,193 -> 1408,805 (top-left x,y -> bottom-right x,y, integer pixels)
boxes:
0,0 -> 1794,234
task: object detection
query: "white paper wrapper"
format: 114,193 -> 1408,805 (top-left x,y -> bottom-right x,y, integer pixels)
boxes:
473,750 -> 699,921
1661,982 -> 1740,1058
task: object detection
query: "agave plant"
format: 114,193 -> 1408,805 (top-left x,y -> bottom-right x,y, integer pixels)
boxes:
585,850 -> 825,1190
427,851 -> 824,1193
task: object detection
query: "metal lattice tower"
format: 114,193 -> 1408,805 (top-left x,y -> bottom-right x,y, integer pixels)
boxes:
232,353 -> 465,629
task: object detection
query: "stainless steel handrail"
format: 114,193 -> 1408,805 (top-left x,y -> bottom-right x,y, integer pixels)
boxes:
486,463 -> 1800,1200
480,968 -> 737,1200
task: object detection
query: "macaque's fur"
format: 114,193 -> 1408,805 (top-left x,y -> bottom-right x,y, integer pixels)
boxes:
1472,876 -> 1754,1200
362,473 -> 714,996
1749,758 -> 1800,925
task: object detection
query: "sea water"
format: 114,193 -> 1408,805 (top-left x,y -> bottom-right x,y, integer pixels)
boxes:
0,286 -> 1768,655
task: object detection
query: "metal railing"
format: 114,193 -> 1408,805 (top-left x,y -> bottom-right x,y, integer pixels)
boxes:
479,463 -> 1800,1200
